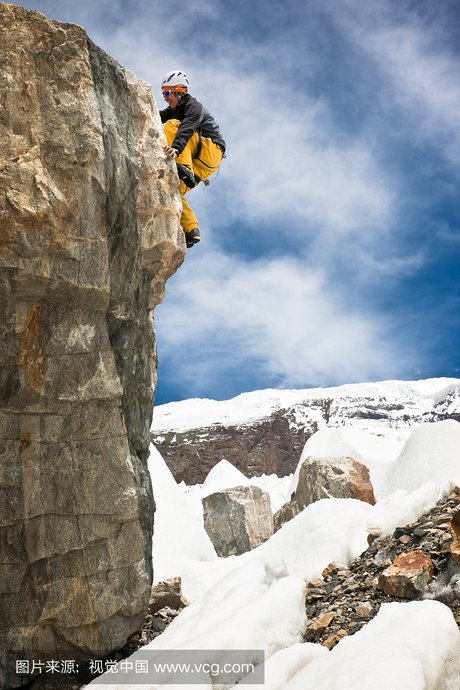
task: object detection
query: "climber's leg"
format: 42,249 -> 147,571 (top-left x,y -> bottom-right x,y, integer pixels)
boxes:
192,136 -> 223,183
178,182 -> 200,247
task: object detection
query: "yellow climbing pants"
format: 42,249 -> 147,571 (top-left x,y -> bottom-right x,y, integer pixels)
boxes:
164,119 -> 223,231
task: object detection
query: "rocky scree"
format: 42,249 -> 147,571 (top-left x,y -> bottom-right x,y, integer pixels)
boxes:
303,488 -> 460,649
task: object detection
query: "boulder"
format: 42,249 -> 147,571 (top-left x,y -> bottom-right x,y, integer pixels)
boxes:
323,629 -> 348,650
322,561 -> 351,580
0,4 -> 184,687
355,601 -> 373,617
202,486 -> 274,556
297,456 -> 376,505
378,551 -> 434,599
274,456 -> 375,530
149,577 -> 189,615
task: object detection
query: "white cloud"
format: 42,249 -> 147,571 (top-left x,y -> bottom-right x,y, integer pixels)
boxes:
433,221 -> 460,243
373,32 -> 460,163
70,5 -> 397,254
16,0 -> 449,396
184,62 -> 395,242
350,246 -> 427,278
335,2 -> 460,171
157,250 -> 409,389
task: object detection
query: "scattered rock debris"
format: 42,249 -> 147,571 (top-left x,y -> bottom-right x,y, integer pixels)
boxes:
25,492 -> 460,688
304,487 -> 460,648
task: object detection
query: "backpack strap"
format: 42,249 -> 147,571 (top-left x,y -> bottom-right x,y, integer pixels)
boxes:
192,131 -> 203,160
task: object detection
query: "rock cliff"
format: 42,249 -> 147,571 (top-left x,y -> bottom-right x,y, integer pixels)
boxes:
151,380 -> 460,484
0,4 -> 184,687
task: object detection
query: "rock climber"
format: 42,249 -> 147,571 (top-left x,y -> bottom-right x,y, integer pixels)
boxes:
160,70 -> 226,248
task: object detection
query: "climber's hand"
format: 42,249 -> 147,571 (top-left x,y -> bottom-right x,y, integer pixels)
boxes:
164,146 -> 178,158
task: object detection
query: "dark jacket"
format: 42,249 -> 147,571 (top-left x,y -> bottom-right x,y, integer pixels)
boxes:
160,94 -> 226,156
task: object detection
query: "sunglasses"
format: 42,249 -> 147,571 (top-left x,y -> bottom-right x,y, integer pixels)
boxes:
162,89 -> 177,98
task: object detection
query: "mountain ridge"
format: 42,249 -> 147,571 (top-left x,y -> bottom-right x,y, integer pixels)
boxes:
152,377 -> 460,432
151,378 -> 460,485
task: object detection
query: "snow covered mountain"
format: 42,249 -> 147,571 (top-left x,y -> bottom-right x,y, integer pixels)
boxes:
151,378 -> 460,484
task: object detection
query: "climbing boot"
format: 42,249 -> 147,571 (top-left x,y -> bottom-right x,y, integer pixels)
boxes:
184,227 -> 200,248
176,163 -> 196,189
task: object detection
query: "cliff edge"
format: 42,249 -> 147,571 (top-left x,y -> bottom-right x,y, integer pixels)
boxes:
0,3 -> 184,687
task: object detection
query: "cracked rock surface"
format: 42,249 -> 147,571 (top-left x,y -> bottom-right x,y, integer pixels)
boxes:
0,4 -> 184,688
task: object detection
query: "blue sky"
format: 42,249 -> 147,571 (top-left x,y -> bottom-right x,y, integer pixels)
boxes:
14,0 -> 460,403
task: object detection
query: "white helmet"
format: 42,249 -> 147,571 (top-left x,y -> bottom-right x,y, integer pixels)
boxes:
161,70 -> 190,90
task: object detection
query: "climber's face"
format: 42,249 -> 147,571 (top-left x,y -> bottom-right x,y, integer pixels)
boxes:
163,90 -> 180,109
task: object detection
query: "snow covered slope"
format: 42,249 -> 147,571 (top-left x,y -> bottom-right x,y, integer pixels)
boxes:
89,432 -> 460,690
152,378 -> 460,434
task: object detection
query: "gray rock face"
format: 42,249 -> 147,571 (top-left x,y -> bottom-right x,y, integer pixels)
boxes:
202,486 -> 274,556
0,4 -> 184,688
274,456 -> 376,531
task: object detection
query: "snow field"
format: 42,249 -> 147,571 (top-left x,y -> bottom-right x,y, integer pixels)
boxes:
87,414 -> 460,689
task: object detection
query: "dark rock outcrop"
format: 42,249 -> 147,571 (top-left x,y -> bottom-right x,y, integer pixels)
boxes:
0,4 -> 184,688
153,410 -> 314,485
